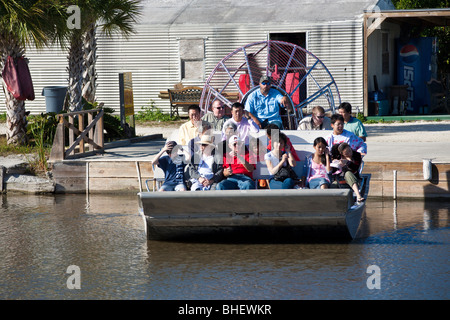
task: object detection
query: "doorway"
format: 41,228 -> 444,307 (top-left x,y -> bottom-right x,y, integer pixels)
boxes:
270,33 -> 306,48
269,33 -> 307,106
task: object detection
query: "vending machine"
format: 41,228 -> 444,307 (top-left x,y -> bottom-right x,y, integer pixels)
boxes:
397,37 -> 438,114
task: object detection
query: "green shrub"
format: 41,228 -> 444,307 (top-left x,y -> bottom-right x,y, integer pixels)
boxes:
26,113 -> 58,172
136,101 -> 179,121
356,113 -> 367,123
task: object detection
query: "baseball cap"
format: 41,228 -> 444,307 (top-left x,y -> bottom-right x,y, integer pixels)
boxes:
228,135 -> 241,145
259,75 -> 270,83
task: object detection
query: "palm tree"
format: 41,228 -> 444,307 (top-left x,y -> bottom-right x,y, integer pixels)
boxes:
67,27 -> 85,112
0,0 -> 64,145
66,0 -> 142,111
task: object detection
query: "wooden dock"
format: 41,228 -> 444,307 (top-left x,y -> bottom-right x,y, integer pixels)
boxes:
50,135 -> 165,194
364,162 -> 450,199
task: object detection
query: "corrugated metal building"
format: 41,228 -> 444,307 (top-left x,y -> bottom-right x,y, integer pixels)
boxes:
0,0 -> 396,115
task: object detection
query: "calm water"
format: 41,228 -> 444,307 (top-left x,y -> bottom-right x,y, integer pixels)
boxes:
0,193 -> 448,300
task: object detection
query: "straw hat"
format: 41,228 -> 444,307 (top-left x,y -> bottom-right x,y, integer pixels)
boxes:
195,135 -> 215,146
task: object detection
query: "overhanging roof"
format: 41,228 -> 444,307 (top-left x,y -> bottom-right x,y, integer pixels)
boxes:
364,8 -> 450,37
362,8 -> 450,115
141,0 -> 392,25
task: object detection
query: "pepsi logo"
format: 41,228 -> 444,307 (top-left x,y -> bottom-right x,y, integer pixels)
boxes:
400,44 -> 419,63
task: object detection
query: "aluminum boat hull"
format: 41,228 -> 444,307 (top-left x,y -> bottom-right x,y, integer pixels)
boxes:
138,179 -> 369,241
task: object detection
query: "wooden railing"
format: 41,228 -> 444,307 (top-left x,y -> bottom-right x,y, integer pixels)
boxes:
49,109 -> 104,161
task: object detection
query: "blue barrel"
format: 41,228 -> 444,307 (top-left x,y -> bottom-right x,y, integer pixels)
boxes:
42,86 -> 67,113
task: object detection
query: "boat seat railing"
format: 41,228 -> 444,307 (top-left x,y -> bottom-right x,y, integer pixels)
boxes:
145,164 -> 165,192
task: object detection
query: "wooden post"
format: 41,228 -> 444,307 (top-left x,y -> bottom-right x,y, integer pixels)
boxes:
0,165 -> 5,193
78,113 -> 84,153
68,115 -> 74,156
363,14 -> 368,117
88,112 -> 93,151
97,110 -> 104,148
49,116 -> 65,161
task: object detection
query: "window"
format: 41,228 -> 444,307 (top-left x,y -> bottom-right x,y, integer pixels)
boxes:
179,39 -> 204,80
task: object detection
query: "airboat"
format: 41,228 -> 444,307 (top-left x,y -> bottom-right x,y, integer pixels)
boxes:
137,41 -> 369,241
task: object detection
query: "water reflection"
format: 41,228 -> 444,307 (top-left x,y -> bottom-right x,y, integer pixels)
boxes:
0,194 -> 448,300
357,198 -> 449,239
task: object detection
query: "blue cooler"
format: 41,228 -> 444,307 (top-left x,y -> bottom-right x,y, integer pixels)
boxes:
377,100 -> 390,116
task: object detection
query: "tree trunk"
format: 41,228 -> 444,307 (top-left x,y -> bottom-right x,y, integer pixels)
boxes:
82,23 -> 97,104
2,83 -> 28,145
67,34 -> 84,112
0,37 -> 28,145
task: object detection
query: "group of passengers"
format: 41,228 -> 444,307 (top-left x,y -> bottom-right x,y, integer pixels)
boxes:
152,75 -> 367,202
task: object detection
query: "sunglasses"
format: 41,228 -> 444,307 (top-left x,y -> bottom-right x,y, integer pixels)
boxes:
215,107 -> 225,110
261,81 -> 270,85
315,114 -> 325,119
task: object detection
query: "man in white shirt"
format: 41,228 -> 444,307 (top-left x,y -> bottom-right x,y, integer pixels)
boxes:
222,102 -> 259,145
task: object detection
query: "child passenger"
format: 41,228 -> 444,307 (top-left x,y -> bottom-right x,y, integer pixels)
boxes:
331,142 -> 365,202
152,140 -> 187,191
326,114 -> 367,156
301,137 -> 331,189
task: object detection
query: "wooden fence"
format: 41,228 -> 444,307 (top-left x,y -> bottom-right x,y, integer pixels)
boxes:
49,109 -> 104,161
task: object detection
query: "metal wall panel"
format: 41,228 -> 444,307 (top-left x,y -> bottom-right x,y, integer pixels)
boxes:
308,20 -> 364,113
0,21 -> 364,116
1,46 -> 67,115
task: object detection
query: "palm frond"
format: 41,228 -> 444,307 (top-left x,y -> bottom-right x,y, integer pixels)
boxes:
0,0 -> 61,49
96,0 -> 143,38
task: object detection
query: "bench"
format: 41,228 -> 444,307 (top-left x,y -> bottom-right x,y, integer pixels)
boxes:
167,86 -> 203,118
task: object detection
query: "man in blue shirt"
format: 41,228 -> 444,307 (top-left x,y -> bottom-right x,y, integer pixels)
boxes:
244,75 -> 291,129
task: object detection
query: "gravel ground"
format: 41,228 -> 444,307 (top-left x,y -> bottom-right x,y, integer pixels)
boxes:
133,119 -> 450,143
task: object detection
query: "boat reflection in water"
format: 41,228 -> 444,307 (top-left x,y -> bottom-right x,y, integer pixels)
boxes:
0,193 -> 448,300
